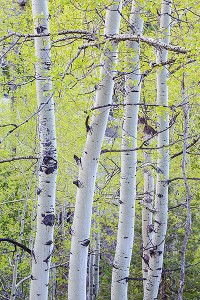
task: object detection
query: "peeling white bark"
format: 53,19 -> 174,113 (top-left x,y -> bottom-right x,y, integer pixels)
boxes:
111,2 -> 143,299
144,1 -> 171,299
68,2 -> 122,300
30,1 -> 57,299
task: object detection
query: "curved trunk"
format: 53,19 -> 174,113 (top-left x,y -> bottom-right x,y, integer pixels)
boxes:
144,1 -> 171,299
68,2 -> 122,300
30,1 -> 58,299
111,2 -> 143,299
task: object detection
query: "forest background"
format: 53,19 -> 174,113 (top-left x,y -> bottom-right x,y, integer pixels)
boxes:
0,0 -> 199,299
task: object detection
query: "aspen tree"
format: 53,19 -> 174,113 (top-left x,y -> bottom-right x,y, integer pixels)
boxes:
142,132 -> 154,289
30,0 -> 58,299
111,1 -> 143,299
178,76 -> 192,300
144,1 -> 171,299
68,2 -> 122,299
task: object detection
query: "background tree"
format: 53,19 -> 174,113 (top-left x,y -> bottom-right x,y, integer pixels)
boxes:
144,1 -> 171,298
111,1 -> 143,298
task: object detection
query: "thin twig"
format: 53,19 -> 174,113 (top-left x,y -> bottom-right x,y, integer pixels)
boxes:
15,275 -> 31,289
171,136 -> 199,159
0,93 -> 54,144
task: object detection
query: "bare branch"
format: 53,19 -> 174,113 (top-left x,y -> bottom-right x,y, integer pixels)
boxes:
168,203 -> 187,210
106,34 -> 189,53
166,177 -> 200,184
0,156 -> 39,164
0,30 -> 94,42
171,136 -> 200,159
0,238 -> 31,255
15,275 -> 31,289
62,47 -> 83,80
91,103 -> 171,111
0,31 -> 189,54
0,93 -> 54,144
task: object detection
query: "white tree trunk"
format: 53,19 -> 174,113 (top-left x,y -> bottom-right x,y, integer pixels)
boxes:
93,229 -> 100,298
68,2 -> 122,300
11,197 -> 29,300
111,2 -> 143,299
30,1 -> 58,299
144,1 -> 171,299
178,77 -> 192,300
88,253 -> 95,300
142,133 -> 154,289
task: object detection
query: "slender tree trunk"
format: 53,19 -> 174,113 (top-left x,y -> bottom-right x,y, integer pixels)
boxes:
88,253 -> 95,300
111,2 -> 143,299
88,208 -> 100,300
30,1 -> 58,299
142,132 -> 154,289
68,2 -> 122,300
178,74 -> 192,300
93,228 -> 100,298
10,188 -> 30,300
144,1 -> 171,299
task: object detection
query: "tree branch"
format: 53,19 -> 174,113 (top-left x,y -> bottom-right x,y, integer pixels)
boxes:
106,34 -> 189,53
0,30 -> 94,42
0,238 -> 31,255
166,177 -> 200,184
171,136 -> 200,159
0,93 -> 54,144
0,156 -> 39,164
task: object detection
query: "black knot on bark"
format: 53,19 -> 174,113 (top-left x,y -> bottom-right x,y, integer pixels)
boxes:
80,239 -> 90,247
36,25 -> 47,34
41,214 -> 55,226
157,193 -> 163,198
40,156 -> 58,175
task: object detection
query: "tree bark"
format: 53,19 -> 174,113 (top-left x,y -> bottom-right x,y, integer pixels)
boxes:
30,1 -> 58,299
93,210 -> 100,299
111,2 -> 143,299
88,253 -> 95,300
178,75 -> 192,300
144,1 -> 171,299
68,2 -> 122,300
142,132 -> 154,290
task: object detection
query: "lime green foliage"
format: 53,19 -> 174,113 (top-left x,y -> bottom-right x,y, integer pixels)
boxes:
0,0 -> 199,299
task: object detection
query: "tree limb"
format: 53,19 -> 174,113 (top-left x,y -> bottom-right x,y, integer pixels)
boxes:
171,136 -> 200,159
106,34 -> 189,53
0,156 -> 39,164
0,238 -> 32,255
